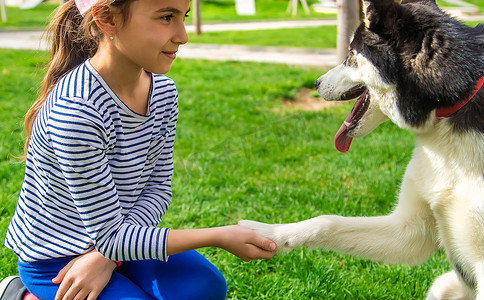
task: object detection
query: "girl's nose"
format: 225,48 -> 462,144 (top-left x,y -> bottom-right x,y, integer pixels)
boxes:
174,22 -> 189,45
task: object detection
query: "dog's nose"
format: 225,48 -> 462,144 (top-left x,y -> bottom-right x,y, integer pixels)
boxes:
315,80 -> 320,89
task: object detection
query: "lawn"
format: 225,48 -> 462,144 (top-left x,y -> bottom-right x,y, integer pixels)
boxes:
1,1 -> 481,50
0,0 -> 333,30
187,25 -> 338,49
187,0 -> 335,22
1,0 -> 481,31
438,0 -> 484,12
0,49 -> 451,298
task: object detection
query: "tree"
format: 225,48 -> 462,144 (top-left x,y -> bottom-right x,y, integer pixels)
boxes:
337,0 -> 360,63
1,0 -> 7,22
193,0 -> 201,35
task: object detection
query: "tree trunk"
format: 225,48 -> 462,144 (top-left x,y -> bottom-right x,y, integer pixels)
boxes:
1,0 -> 7,22
337,0 -> 360,63
193,0 -> 202,35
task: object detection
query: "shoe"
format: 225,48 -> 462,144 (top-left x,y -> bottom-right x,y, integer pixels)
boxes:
0,276 -> 27,300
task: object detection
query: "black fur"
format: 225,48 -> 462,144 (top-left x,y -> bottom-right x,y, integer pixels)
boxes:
353,0 -> 484,127
452,261 -> 476,290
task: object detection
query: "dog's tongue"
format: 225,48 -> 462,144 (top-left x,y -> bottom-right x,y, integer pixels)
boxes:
335,114 -> 353,153
334,93 -> 368,153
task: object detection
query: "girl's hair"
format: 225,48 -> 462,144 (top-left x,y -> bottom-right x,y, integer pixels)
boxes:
22,0 -> 131,159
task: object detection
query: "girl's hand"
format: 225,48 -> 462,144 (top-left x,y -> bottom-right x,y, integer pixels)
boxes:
216,225 -> 277,262
166,225 -> 277,261
52,249 -> 117,300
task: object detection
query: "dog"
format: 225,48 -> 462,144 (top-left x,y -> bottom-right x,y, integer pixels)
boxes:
239,0 -> 484,298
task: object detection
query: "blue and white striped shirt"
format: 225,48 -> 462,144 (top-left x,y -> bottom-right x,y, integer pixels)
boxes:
5,61 -> 177,263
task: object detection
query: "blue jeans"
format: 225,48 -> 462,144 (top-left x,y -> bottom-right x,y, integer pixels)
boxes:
17,250 -> 227,300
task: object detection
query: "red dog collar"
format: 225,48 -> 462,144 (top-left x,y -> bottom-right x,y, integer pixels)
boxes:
436,76 -> 484,118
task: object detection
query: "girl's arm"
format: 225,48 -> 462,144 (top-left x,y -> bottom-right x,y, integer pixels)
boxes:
167,225 -> 277,261
52,225 -> 275,300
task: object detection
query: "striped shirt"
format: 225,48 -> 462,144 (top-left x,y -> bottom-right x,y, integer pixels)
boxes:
5,60 -> 178,263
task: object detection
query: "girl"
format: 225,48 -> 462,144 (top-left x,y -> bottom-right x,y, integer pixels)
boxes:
3,0 -> 277,299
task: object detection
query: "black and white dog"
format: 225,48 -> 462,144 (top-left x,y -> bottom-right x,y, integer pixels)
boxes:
240,0 -> 484,298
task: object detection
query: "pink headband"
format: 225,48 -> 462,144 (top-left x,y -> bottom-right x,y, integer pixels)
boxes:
74,0 -> 98,15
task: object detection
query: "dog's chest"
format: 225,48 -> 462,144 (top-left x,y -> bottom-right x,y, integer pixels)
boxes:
409,137 -> 484,278
410,134 -> 484,208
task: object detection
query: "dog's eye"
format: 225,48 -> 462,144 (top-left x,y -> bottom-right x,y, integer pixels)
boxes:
345,51 -> 357,67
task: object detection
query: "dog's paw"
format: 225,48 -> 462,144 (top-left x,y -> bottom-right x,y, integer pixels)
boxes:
238,219 -> 300,253
426,271 -> 470,300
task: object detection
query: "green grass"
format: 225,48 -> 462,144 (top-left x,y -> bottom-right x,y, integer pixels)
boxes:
0,49 -> 48,276
188,25 -> 338,49
1,0 -> 481,50
0,0 -> 332,30
187,0 -> 334,23
438,0 -> 484,12
0,3 -> 54,30
468,0 -> 484,11
0,49 -> 451,298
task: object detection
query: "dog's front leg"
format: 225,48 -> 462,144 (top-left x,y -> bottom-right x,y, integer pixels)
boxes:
240,178 -> 439,265
240,212 -> 435,265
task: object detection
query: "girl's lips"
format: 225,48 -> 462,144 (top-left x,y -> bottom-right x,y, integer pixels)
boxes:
163,51 -> 177,59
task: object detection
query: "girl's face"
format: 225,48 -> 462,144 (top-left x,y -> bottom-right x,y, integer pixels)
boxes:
113,0 -> 190,74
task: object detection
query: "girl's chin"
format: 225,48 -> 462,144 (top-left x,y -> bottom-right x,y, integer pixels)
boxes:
149,64 -> 173,75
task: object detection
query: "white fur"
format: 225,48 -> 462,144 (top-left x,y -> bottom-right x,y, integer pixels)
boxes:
240,54 -> 484,299
426,271 -> 470,300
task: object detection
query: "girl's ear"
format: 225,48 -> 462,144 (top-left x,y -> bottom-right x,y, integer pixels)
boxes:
92,4 -> 117,37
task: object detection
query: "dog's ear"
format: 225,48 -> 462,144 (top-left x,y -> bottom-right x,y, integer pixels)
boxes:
362,0 -> 399,31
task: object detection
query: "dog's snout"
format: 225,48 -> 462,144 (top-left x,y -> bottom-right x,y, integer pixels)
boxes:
315,80 -> 320,89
